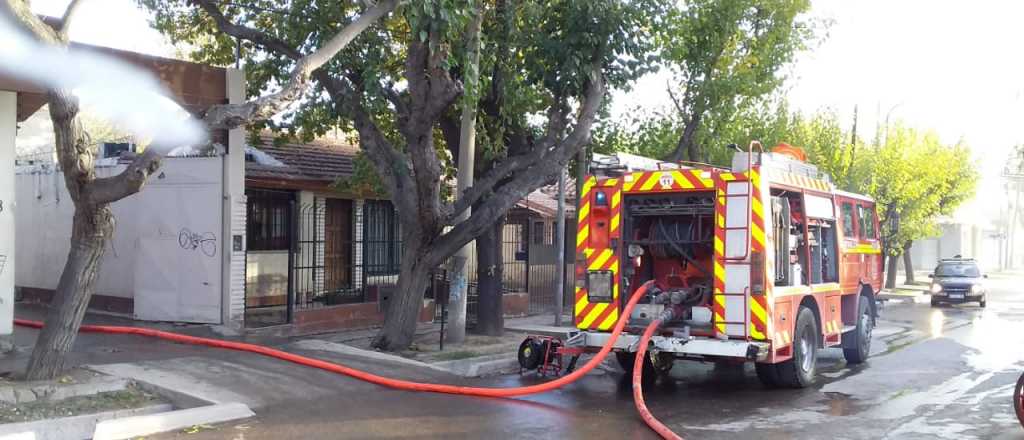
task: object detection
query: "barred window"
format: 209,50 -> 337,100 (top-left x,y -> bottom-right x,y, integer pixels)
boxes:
364,200 -> 401,275
247,190 -> 292,251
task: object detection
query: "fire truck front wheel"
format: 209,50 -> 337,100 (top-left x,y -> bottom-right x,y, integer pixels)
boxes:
843,296 -> 874,364
775,306 -> 819,388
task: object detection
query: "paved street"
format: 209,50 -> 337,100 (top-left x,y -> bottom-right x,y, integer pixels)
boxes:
4,275 -> 1023,439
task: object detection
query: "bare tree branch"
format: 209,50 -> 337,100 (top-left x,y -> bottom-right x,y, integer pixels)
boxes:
1,0 -> 60,43
666,80 -> 685,115
435,67 -> 605,257
191,0 -> 302,60
198,0 -> 399,129
87,150 -> 162,205
446,97 -> 571,223
58,0 -> 87,37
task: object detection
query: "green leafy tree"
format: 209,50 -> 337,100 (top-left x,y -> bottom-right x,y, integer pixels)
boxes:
659,0 -> 818,163
142,0 -> 662,350
860,125 -> 978,288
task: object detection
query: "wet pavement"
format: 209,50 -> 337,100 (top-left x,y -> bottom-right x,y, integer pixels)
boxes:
7,275 -> 1024,439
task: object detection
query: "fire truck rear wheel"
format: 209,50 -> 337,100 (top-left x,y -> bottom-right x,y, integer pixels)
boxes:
755,362 -> 781,388
776,306 -> 818,388
616,351 -> 673,376
843,296 -> 873,364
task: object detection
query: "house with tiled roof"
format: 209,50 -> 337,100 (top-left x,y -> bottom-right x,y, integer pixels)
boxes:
242,132 -> 573,328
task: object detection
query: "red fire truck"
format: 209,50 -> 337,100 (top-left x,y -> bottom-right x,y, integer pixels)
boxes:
568,142 -> 882,388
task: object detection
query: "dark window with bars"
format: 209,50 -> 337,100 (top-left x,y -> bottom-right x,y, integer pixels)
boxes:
364,200 -> 401,275
247,190 -> 293,251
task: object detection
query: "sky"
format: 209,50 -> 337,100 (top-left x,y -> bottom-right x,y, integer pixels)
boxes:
28,0 -> 1023,225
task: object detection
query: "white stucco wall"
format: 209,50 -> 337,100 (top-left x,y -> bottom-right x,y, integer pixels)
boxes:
15,157 -> 225,323
0,91 -> 16,340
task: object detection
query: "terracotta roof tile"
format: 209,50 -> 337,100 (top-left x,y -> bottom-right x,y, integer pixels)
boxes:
246,134 -> 357,182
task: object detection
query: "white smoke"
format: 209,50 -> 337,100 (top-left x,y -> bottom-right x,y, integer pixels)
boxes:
0,14 -> 208,152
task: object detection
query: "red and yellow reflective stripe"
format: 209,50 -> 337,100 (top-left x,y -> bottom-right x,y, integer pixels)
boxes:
712,176 -> 727,336
622,170 -> 714,193
749,168 -> 768,340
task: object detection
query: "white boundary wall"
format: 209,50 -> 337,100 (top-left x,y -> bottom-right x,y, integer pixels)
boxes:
15,157 -> 225,323
0,91 -> 15,341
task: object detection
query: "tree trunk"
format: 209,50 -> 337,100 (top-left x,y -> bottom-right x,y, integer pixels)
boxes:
885,251 -> 898,290
903,241 -> 915,285
24,206 -> 112,380
475,218 -> 505,336
372,240 -> 433,351
670,113 -> 702,162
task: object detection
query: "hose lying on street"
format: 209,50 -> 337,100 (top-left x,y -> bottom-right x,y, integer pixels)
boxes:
633,319 -> 683,440
15,279 -> 681,439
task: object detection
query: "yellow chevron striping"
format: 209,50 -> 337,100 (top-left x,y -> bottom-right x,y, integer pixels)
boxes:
576,224 -> 589,247
610,213 -> 620,233
590,248 -> 613,270
582,177 -> 596,194
623,172 -> 642,191
611,190 -> 621,209
714,260 -> 725,282
714,235 -> 724,256
575,293 -> 588,314
603,178 -> 618,187
598,309 -> 618,330
671,170 -> 694,189
751,223 -> 766,248
715,319 -> 726,334
577,201 -> 590,222
751,296 -> 767,323
583,248 -> 594,258
580,303 -> 608,328
751,195 -> 764,219
750,323 -> 765,340
639,171 -> 661,191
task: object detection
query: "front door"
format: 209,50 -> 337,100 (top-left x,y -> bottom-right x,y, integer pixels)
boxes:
324,199 -> 353,293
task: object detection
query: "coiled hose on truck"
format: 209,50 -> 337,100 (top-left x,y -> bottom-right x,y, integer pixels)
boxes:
15,280 -> 681,439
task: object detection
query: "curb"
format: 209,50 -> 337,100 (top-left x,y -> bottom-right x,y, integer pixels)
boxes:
0,404 -> 171,440
93,402 -> 254,440
0,377 -> 128,405
289,340 -> 452,375
433,354 -> 520,377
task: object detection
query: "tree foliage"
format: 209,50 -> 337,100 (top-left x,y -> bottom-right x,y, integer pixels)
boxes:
657,0 -> 819,162
141,0 -> 665,350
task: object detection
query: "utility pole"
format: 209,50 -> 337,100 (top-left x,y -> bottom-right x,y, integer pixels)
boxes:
446,4 -> 483,344
554,167 -> 566,326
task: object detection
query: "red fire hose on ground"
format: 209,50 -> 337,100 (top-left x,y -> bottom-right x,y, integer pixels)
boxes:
15,280 -> 681,438
633,319 -> 682,440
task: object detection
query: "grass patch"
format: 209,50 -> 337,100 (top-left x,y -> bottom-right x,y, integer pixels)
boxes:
0,386 -> 164,424
432,350 -> 481,361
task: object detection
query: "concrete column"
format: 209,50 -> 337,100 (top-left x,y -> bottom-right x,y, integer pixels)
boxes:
0,91 -> 15,351
222,69 -> 247,328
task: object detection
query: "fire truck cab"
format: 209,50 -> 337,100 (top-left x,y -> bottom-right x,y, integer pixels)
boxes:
568,143 -> 882,388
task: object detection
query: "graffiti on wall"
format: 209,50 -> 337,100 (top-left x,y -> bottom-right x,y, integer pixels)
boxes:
178,228 -> 217,258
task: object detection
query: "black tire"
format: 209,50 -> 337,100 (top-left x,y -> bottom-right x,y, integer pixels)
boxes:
615,351 -> 673,376
776,306 -> 818,388
1014,371 -> 1024,428
843,296 -> 874,364
517,338 -> 542,370
979,296 -> 987,308
755,362 -> 780,388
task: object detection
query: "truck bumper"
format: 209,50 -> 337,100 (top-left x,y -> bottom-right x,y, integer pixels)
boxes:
568,330 -> 770,362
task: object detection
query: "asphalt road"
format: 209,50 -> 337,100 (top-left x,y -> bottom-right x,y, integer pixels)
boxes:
12,273 -> 1017,440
